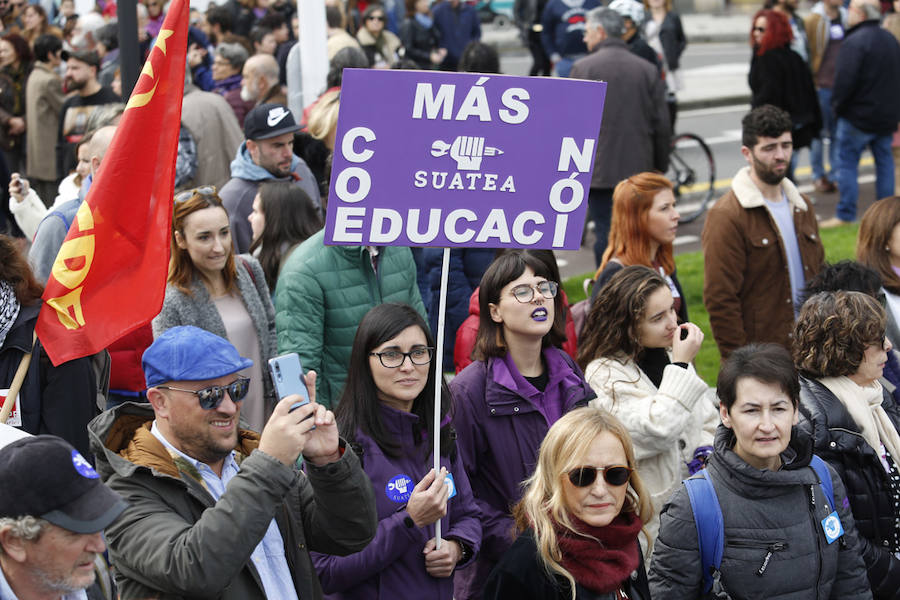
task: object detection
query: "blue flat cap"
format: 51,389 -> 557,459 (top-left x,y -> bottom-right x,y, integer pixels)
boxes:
143,326 -> 253,387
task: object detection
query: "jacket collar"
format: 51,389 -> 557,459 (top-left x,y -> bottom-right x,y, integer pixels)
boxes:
730,166 -> 808,212
89,402 -> 261,483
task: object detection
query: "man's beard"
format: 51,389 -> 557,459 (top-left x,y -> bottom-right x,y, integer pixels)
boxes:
65,77 -> 86,92
751,152 -> 788,186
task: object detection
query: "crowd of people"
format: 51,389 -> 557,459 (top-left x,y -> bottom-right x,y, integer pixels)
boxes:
1,0 -> 900,599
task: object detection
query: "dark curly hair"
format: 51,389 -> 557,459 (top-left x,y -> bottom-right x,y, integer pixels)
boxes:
742,104 -> 792,149
793,291 -> 886,379
576,265 -> 667,369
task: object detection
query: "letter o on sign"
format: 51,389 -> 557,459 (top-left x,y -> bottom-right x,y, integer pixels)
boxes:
335,167 -> 371,204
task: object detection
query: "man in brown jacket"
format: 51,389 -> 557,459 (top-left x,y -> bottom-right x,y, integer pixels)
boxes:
702,105 -> 825,360
570,6 -> 670,267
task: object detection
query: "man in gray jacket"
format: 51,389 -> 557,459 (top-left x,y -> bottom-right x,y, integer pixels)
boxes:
570,7 -> 670,267
220,103 -> 321,253
88,326 -> 377,600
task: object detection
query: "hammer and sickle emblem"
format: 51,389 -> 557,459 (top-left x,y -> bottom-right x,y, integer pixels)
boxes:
126,29 -> 174,110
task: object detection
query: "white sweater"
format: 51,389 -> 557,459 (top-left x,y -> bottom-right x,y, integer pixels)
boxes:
585,355 -> 719,546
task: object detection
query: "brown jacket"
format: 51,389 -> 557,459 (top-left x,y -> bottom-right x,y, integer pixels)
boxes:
569,38 -> 671,189
702,167 -> 825,359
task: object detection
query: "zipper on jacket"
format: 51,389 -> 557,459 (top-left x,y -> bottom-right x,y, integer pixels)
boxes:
808,484 -> 824,596
725,539 -> 789,575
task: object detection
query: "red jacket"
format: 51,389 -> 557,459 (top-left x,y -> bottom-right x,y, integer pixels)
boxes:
454,288 -> 578,373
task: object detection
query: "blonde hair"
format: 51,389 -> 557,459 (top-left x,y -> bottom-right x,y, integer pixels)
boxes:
307,90 -> 340,146
513,407 -> 653,599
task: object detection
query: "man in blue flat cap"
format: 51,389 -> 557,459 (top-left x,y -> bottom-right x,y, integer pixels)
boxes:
87,326 -> 377,600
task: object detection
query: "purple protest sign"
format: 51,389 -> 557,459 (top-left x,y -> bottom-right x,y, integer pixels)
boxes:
325,69 -> 606,250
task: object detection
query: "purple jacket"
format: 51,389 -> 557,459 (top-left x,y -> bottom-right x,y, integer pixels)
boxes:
450,348 -> 595,599
312,404 -> 481,600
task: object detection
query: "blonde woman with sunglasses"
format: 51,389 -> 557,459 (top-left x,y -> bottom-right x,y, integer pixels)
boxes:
152,186 -> 277,432
485,407 -> 652,600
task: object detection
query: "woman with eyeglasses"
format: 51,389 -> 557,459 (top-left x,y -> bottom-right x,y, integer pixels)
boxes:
485,407 -> 652,600
577,265 -> 718,546
792,291 -> 900,599
450,249 -> 596,599
649,343 -> 872,599
357,4 -> 403,68
311,302 -> 481,599
153,186 -> 277,433
589,173 -> 687,325
858,198 -> 900,349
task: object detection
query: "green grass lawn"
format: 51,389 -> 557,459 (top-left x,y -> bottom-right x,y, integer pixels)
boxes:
563,222 -> 861,385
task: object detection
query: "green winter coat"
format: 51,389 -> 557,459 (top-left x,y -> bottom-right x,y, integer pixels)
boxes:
274,230 -> 426,408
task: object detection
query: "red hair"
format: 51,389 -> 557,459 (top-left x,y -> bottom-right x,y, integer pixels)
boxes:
595,172 -> 675,279
751,9 -> 793,56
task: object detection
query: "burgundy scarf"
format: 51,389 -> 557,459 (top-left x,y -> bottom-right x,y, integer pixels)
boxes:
553,512 -> 642,594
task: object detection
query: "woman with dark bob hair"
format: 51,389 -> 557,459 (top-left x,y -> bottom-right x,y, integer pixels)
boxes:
153,187 -> 276,433
312,303 -> 481,599
590,172 -> 687,324
858,197 -> 900,348
247,180 -> 323,295
485,407 -> 653,599
450,250 -> 595,599
578,265 -> 717,546
650,343 -> 872,598
0,235 -> 97,457
794,290 -> 900,598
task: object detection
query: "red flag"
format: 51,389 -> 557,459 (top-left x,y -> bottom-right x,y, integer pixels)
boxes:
36,0 -> 188,365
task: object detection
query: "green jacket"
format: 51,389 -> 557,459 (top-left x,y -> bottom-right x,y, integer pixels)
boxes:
274,230 -> 426,408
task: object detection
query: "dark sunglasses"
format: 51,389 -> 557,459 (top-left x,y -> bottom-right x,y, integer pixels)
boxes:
175,185 -> 217,203
157,378 -> 250,409
567,465 -> 633,488
753,26 -> 765,33
367,14 -> 386,21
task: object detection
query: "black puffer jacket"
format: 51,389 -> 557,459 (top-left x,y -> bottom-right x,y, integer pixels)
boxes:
649,424 -> 872,599
798,376 -> 900,600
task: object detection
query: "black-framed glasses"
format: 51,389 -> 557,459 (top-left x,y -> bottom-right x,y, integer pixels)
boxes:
175,185 -> 217,203
370,347 -> 434,368
567,465 -> 633,488
510,281 -> 558,303
157,378 -> 250,409
367,14 -> 386,21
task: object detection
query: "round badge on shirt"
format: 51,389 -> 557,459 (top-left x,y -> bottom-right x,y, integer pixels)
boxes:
386,474 -> 414,503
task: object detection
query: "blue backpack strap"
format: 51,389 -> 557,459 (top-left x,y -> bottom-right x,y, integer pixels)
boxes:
684,470 -> 724,594
810,455 -> 836,510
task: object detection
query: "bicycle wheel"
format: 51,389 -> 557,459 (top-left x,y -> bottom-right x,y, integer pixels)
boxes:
667,133 -> 716,224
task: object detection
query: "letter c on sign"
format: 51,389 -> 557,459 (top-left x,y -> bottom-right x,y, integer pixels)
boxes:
342,127 -> 376,164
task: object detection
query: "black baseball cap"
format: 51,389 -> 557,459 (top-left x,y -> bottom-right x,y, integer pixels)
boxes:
243,103 -> 301,141
0,435 -> 127,534
60,48 -> 100,68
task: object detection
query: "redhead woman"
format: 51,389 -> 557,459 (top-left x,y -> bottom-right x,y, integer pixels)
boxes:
858,197 -> 900,348
450,249 -> 596,598
153,186 -> 276,432
485,407 -> 652,600
590,172 -> 687,324
312,303 -> 481,599
578,265 -> 718,545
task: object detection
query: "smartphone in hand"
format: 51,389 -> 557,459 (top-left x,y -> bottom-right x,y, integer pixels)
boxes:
268,353 -> 310,412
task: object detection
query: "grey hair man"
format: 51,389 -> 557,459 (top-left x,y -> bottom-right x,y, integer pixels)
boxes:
571,7 -> 670,267
240,54 -> 284,106
0,435 -> 127,600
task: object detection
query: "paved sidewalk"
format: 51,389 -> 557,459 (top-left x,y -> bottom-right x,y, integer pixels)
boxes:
484,12 -> 753,109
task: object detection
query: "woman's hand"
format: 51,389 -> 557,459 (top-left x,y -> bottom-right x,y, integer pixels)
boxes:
671,322 -> 704,364
423,537 -> 462,578
429,48 -> 446,65
406,467 -> 450,527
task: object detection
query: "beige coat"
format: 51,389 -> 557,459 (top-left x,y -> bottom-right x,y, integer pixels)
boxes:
585,355 -> 718,547
25,62 -> 64,182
